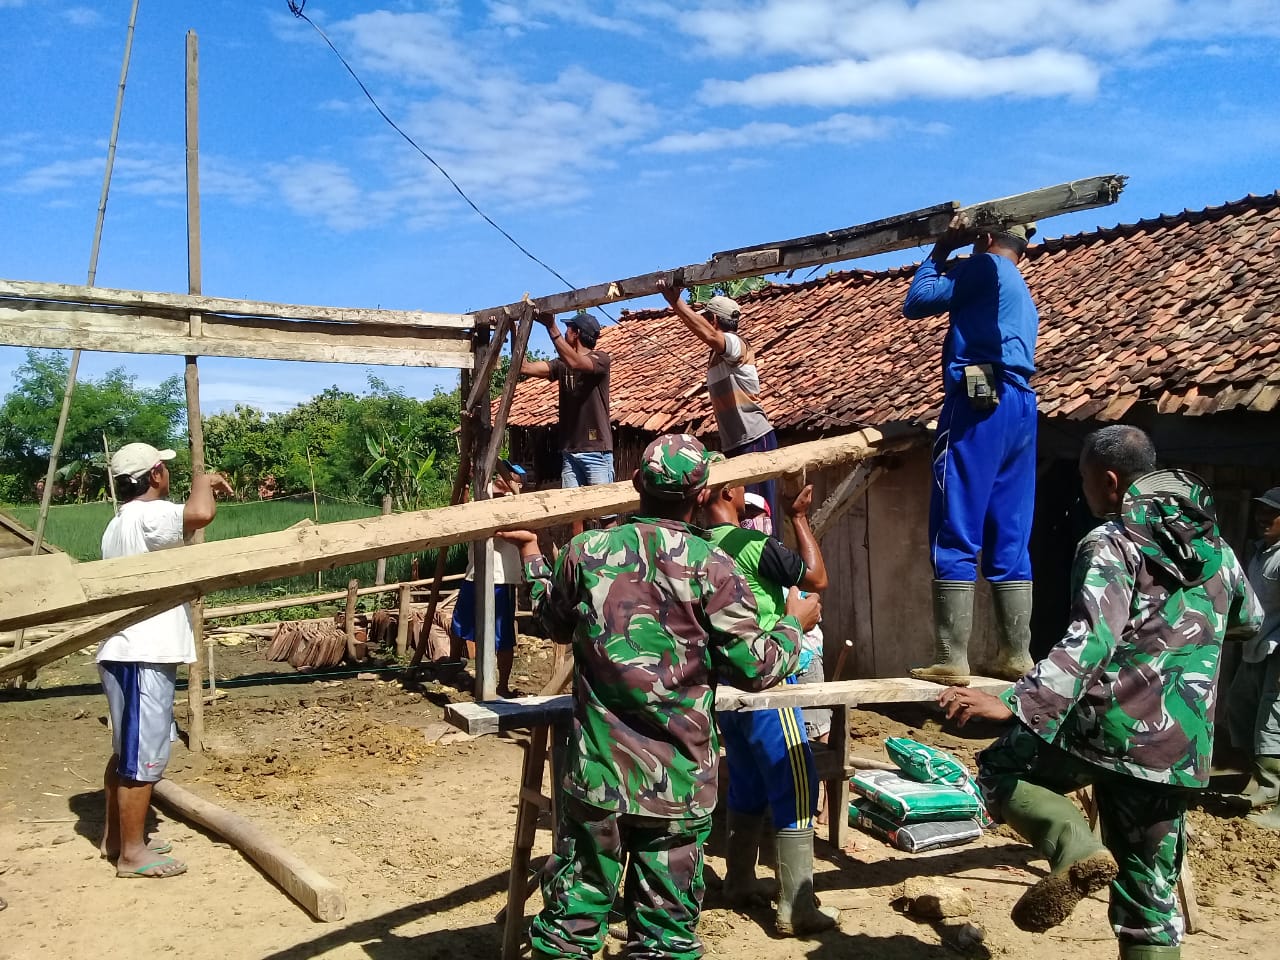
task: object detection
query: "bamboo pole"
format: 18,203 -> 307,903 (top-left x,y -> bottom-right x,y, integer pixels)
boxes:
102,433 -> 119,515
184,30 -> 207,750
12,0 -> 142,687
374,494 -> 392,585
343,579 -> 361,661
306,446 -> 322,590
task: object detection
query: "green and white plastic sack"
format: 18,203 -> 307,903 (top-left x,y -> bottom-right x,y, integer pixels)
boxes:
884,736 -> 992,826
849,800 -> 983,853
848,768 -> 983,823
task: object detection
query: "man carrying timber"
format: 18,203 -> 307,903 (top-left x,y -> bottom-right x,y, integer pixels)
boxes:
506,433 -> 819,960
938,426 -> 1261,960
660,281 -> 781,534
98,442 -> 233,878
903,215 -> 1041,682
520,310 -> 612,536
700,467 -> 839,935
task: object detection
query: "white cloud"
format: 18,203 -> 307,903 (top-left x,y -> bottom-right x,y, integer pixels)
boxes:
679,0 -> 1280,109
62,6 -> 102,27
680,0 -> 1280,60
262,9 -> 659,230
648,113 -> 929,152
701,48 -> 1099,107
483,0 -> 645,37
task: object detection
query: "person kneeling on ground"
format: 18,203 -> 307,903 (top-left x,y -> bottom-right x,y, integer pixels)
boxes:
99,442 -> 233,879
937,425 -> 1260,959
503,434 -> 819,960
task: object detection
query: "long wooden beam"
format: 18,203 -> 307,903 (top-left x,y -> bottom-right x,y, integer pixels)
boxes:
473,174 -> 1127,323
0,427 -> 924,631
0,278 -> 470,329
0,601 -> 175,681
0,303 -> 473,369
446,676 -> 1012,736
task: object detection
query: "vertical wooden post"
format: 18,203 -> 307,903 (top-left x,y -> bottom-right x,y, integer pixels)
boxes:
13,0 -> 141,688
395,582 -> 413,659
344,578 -> 361,662
306,446 -> 322,591
472,322 -> 497,701
374,494 -> 392,585
183,30 -> 207,750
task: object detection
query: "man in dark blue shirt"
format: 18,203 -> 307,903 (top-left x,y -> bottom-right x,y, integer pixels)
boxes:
902,216 -> 1040,684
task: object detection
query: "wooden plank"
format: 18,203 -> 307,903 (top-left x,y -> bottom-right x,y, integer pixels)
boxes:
202,573 -> 466,620
812,461 -> 885,540
152,779 -> 345,922
0,600 -> 175,681
446,676 -> 1012,736
0,426 -> 923,631
0,277 -> 470,330
473,175 -> 1126,323
0,305 -> 473,369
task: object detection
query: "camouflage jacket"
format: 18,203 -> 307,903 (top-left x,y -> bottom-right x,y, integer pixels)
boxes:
1003,471 -> 1262,788
525,517 -> 803,818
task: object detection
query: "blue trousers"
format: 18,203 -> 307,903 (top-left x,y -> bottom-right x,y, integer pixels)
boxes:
930,385 -> 1037,582
717,678 -> 817,830
452,580 -> 518,652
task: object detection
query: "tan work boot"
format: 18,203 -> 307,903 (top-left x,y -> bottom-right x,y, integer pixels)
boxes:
996,781 -> 1118,932
911,580 -> 974,686
984,580 -> 1036,680
775,827 -> 839,936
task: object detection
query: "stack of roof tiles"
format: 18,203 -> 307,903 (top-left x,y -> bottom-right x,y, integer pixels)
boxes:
504,192 -> 1280,436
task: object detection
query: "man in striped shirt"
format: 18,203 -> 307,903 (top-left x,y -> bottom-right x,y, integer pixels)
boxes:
661,282 -> 780,534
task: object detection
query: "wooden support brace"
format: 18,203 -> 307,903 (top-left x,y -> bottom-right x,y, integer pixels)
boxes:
343,578 -> 360,661
0,601 -> 174,681
812,461 -> 886,540
395,583 -> 412,658
152,779 -> 346,922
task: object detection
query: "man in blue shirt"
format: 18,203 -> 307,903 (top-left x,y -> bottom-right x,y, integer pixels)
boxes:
902,216 -> 1040,684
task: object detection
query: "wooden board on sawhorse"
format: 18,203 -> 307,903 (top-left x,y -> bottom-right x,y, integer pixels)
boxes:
497,651 -> 573,960
449,673 -> 1012,960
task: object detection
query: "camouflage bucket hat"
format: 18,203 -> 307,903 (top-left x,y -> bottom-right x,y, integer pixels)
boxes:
639,434 -> 711,499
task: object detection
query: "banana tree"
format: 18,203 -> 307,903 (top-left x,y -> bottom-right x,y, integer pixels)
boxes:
361,417 -> 438,511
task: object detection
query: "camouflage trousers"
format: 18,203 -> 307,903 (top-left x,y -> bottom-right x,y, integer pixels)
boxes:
529,796 -> 713,960
978,724 -> 1188,947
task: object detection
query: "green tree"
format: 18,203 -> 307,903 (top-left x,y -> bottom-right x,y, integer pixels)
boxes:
0,350 -> 184,503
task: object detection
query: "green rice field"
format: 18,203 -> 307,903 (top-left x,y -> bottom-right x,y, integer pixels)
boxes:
3,495 -> 467,605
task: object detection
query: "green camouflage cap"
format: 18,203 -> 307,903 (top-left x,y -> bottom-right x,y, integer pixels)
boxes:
639,434 -> 711,498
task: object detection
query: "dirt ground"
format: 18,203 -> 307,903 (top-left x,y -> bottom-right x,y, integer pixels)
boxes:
2,634 -> 1278,960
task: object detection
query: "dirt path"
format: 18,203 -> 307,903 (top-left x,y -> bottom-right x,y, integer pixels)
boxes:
1,637 -> 1276,959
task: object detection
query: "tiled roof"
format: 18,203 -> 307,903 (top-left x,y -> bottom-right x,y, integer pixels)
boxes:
505,192 -> 1280,435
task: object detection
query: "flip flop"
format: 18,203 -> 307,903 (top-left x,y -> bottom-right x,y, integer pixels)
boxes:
101,839 -> 172,861
116,855 -> 187,879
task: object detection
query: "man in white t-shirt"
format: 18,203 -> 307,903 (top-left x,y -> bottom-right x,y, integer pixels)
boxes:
660,282 -> 781,535
99,441 -> 232,878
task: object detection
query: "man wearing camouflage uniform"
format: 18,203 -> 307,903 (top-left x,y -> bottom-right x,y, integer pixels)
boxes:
938,425 -> 1261,960
511,434 -> 819,960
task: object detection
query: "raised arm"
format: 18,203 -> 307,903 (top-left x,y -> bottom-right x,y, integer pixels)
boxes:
659,280 -> 727,354
902,214 -> 970,320
784,484 -> 827,592
543,314 -> 598,373
183,471 -> 233,538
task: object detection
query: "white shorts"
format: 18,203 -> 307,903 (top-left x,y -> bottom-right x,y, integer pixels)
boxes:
99,661 -> 178,783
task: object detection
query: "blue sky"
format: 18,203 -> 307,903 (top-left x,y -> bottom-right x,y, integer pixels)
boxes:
2,0 -> 1278,414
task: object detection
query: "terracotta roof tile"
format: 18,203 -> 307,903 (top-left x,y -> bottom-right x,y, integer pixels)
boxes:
505,192 -> 1280,434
